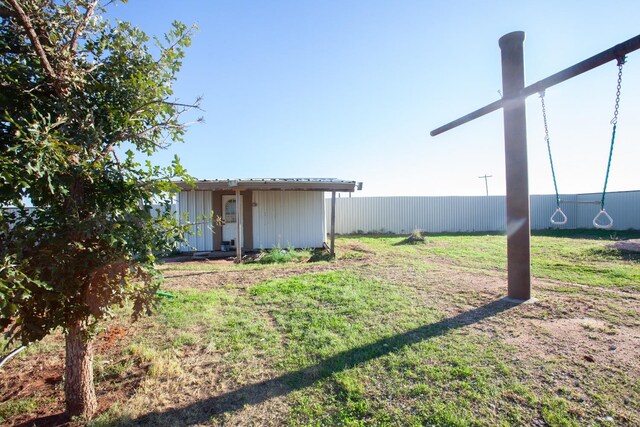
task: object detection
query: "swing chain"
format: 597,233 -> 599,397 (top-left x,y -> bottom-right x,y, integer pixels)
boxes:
539,90 -> 561,209
595,56 -> 625,229
600,56 -> 625,209
611,56 -> 625,125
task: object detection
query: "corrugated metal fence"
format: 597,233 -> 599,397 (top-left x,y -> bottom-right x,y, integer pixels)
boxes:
327,191 -> 640,234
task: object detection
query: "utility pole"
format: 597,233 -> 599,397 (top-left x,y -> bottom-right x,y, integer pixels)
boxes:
478,174 -> 493,196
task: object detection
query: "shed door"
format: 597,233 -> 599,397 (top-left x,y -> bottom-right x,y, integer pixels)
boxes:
222,195 -> 242,248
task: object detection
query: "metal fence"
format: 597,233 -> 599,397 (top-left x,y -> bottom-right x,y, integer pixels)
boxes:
327,191 -> 640,234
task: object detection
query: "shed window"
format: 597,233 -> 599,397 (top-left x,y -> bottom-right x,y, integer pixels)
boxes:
224,199 -> 236,223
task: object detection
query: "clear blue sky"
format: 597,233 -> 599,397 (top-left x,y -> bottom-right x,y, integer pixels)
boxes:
110,1 -> 640,197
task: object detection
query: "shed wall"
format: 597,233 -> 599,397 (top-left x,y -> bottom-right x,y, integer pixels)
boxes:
178,190 -> 213,250
179,190 -> 255,251
253,191 -> 326,249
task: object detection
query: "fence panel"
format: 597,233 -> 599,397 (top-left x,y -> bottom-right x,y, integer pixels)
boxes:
327,191 -> 640,234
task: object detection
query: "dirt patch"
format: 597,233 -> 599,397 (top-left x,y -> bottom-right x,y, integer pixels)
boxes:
340,241 -> 376,255
1,325 -> 140,427
1,351 -> 65,422
503,317 -> 640,369
162,262 -> 349,291
95,326 -> 129,352
363,262 -> 640,381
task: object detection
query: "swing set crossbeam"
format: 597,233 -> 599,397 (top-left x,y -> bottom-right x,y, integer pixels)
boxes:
431,34 -> 640,137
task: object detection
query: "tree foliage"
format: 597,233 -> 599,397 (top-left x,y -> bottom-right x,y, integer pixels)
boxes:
0,0 -> 198,348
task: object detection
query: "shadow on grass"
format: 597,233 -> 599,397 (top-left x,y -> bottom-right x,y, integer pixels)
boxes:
585,247 -> 640,263
14,413 -> 70,427
307,248 -> 333,263
161,271 -> 227,279
531,229 -> 640,241
340,231 -> 506,239
392,238 -> 427,246
106,297 -> 521,426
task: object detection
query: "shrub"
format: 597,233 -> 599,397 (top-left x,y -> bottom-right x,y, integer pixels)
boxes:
397,229 -> 426,245
257,245 -> 308,264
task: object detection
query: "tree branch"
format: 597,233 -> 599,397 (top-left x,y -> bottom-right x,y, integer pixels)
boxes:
111,149 -> 122,172
5,0 -> 59,88
96,120 -> 178,163
154,24 -> 197,66
94,141 -> 116,164
132,111 -> 183,140
127,98 -> 202,119
68,0 -> 99,53
94,96 -> 201,163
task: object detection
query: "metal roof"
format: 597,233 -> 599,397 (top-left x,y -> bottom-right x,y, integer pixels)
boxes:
176,178 -> 361,192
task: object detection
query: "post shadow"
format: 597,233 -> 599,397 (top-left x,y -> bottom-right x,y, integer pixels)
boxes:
162,271 -> 217,279
120,297 -> 522,426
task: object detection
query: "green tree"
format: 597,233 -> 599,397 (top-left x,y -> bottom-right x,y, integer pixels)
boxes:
0,0 -> 198,418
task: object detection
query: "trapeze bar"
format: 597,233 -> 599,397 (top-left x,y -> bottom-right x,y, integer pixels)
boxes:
431,33 -> 640,137
559,200 -> 601,205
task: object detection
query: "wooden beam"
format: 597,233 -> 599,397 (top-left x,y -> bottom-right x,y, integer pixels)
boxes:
330,191 -> 336,258
431,33 -> 640,137
499,31 -> 531,301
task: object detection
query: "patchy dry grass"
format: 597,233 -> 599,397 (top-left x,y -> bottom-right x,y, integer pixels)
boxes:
1,230 -> 639,426
347,230 -> 640,289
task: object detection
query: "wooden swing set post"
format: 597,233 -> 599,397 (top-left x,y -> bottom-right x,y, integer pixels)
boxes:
499,31 -> 531,300
431,32 -> 640,302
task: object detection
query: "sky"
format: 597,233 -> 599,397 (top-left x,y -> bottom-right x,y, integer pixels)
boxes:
109,1 -> 640,197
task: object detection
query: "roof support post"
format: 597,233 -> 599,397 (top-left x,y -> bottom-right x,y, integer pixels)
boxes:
236,189 -> 242,262
330,191 -> 336,258
500,31 -> 531,301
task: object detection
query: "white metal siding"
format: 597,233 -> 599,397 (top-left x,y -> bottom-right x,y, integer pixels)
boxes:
253,191 -> 326,249
327,191 -> 640,234
178,190 -> 213,251
329,196 -> 505,234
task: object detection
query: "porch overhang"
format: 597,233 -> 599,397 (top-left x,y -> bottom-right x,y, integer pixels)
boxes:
176,178 -> 360,193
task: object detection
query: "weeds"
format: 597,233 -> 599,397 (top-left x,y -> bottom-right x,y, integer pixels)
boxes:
396,229 -> 427,245
0,398 -> 38,423
253,245 -> 311,264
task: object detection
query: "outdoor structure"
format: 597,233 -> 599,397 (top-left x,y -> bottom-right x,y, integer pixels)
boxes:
176,178 -> 361,259
431,32 -> 640,301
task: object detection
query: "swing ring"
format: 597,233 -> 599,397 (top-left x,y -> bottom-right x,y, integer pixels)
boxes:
593,209 -> 614,230
550,207 -> 568,226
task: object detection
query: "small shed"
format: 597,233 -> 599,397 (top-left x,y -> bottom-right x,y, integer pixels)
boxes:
176,178 -> 360,257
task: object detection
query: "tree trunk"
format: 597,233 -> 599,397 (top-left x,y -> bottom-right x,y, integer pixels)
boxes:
64,319 -> 97,419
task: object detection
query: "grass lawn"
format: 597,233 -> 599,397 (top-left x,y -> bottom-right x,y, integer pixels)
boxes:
1,230 -> 639,426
